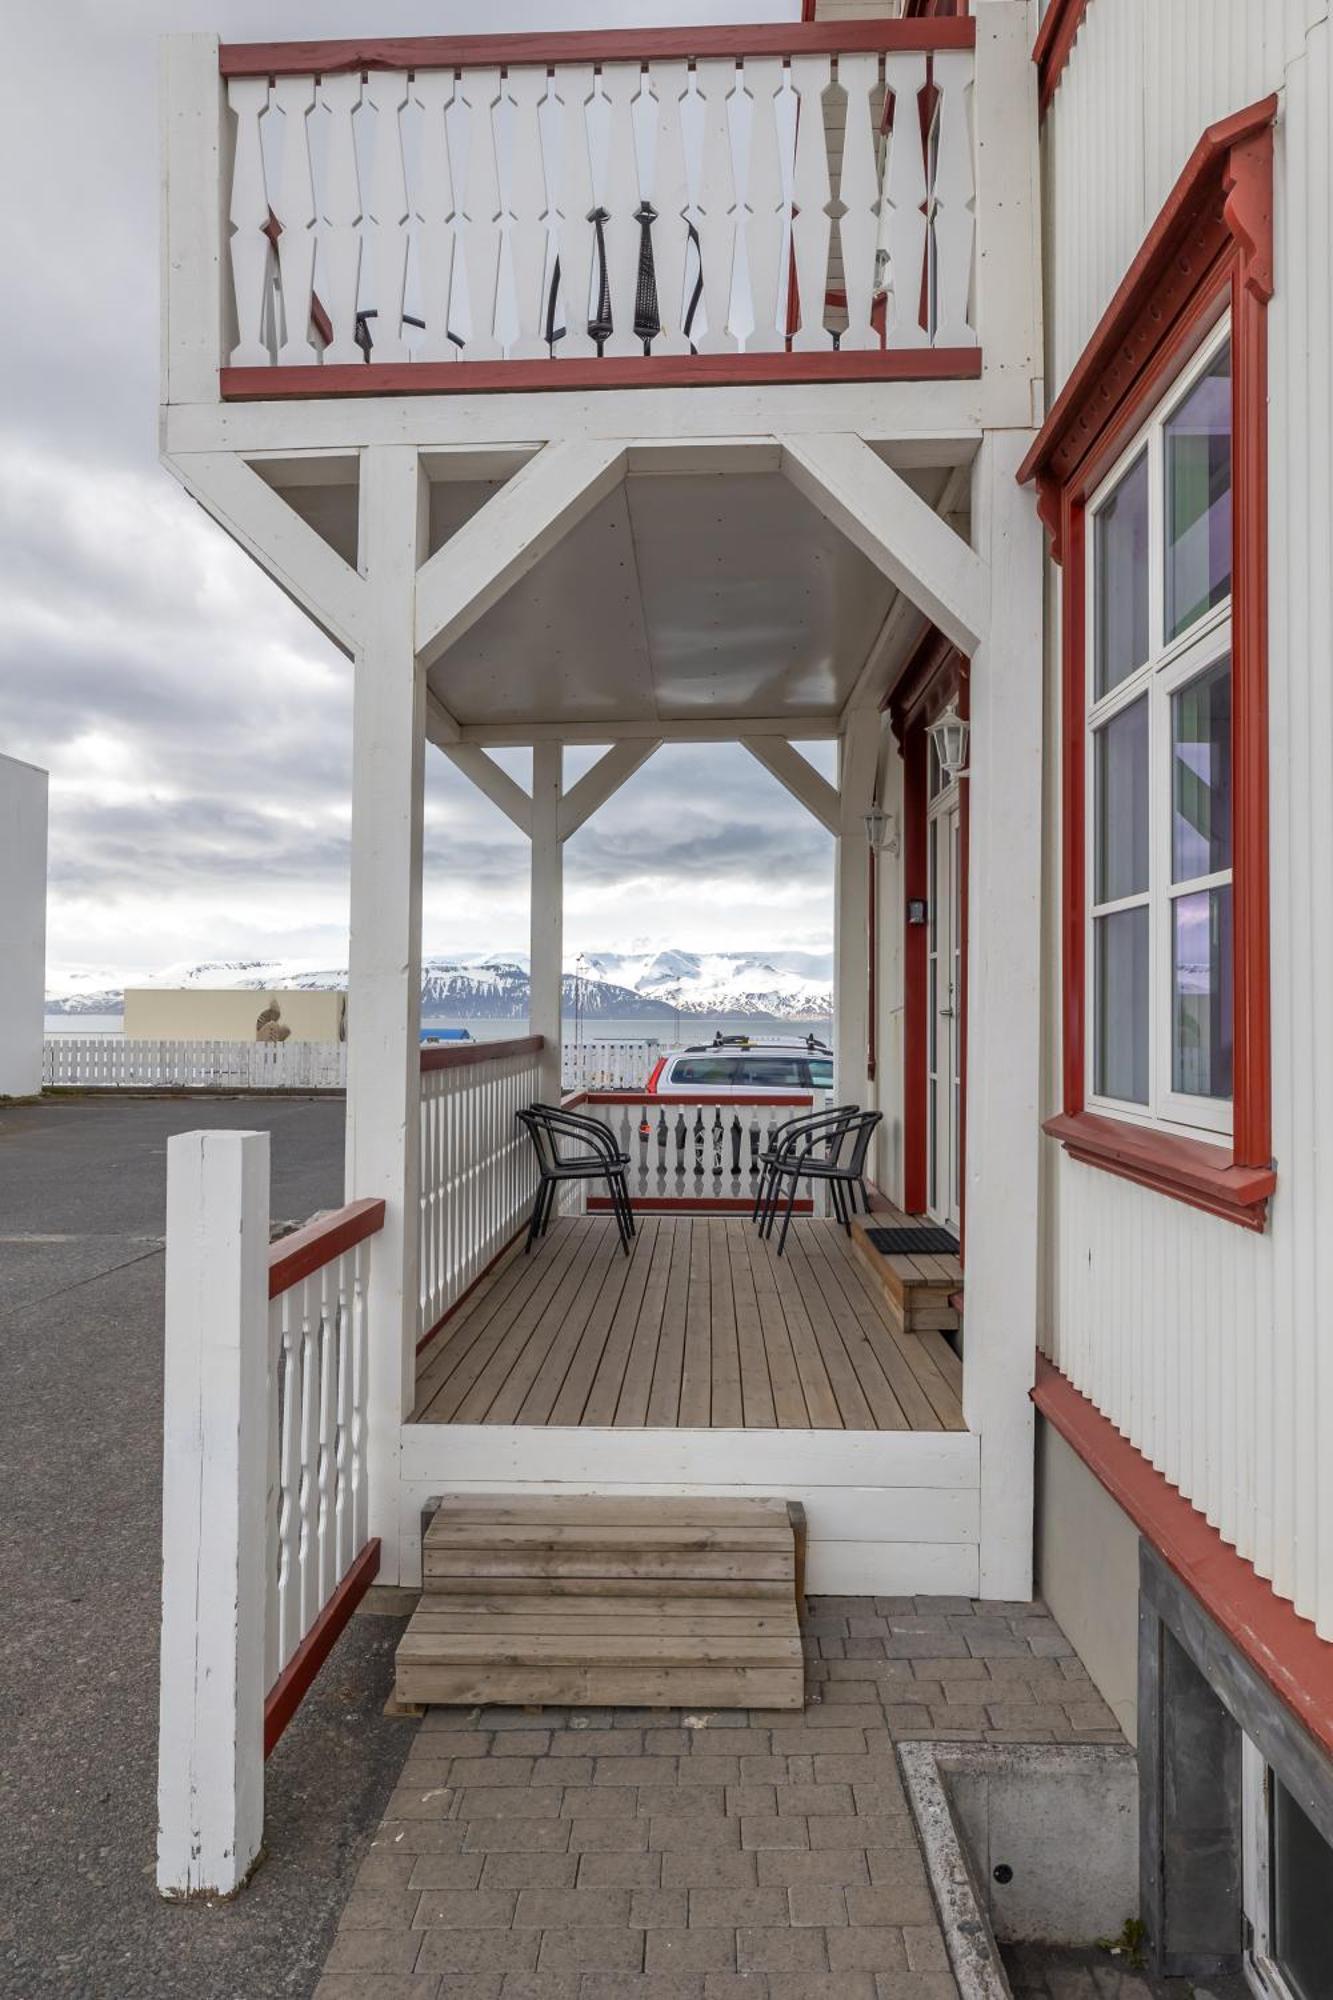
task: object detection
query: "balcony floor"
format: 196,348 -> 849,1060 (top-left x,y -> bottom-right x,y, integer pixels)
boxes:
412,1216 -> 964,1432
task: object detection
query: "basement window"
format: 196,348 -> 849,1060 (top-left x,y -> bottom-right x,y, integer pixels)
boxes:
1243,1741 -> 1333,2000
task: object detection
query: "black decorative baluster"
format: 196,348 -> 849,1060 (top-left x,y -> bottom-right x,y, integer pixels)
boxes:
675,1112 -> 688,1194
711,1109 -> 724,1179
587,206 -> 613,347
632,201 -> 661,352
749,1112 -> 761,1174
730,1114 -> 743,1177
693,1109 -> 705,1178
656,1109 -> 668,1194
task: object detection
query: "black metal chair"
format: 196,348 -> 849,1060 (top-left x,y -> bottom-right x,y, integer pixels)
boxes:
765,1109 -> 883,1255
516,1105 -> 635,1254
751,1105 -> 859,1230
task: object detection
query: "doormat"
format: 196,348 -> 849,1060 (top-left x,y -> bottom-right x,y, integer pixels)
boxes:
865,1225 -> 959,1256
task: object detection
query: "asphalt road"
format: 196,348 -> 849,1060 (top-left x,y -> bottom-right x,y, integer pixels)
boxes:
0,1095 -> 418,2000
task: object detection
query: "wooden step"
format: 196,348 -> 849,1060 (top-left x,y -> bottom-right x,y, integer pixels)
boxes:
395,1495 -> 806,1710
850,1215 -> 961,1337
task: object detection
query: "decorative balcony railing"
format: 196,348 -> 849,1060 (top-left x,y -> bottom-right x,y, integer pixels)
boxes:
216,20 -> 979,394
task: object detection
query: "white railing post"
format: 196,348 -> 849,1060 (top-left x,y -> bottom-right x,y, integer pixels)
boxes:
157,1128 -> 269,1898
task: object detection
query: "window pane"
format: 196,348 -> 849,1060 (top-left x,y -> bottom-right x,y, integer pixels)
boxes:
1173,657 -> 1232,882
807,1060 -> 833,1088
1172,885 -> 1233,1099
1094,451 -> 1149,697
1095,696 -> 1150,903
671,1058 -> 735,1086
735,1058 -> 803,1086
1095,906 -> 1149,1103
1273,1773 -> 1333,2000
1165,341 -> 1232,639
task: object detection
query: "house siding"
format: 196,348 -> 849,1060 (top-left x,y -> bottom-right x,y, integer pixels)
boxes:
1040,1 -> 1333,1640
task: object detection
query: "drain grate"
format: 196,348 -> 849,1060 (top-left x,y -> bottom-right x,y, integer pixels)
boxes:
865,1225 -> 960,1257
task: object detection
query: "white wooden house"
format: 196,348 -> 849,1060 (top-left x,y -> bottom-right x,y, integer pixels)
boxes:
155,3 -> 1333,1984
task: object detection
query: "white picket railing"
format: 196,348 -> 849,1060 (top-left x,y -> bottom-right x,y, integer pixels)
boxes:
157,1130 -> 385,1898
44,1036 -> 347,1091
220,24 -> 977,372
560,1037 -> 659,1091
418,1035 -> 544,1341
572,1091 -> 825,1214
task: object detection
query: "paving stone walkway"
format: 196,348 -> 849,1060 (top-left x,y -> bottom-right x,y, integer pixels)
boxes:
316,1596 -> 1123,2000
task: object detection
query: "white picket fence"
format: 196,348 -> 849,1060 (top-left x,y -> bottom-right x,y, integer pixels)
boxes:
222,28 -> 977,370
560,1037 -> 659,1091
157,1129 -> 384,1898
418,1037 -> 544,1341
44,1036 -> 347,1091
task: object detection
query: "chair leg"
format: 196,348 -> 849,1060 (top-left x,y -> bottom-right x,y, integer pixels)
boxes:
608,1174 -> 631,1252
619,1173 -> 636,1236
837,1180 -> 853,1234
525,1180 -> 547,1253
752,1166 -> 771,1224
539,1178 -> 558,1237
776,1175 -> 801,1256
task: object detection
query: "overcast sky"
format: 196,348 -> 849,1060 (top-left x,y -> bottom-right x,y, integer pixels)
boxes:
2,0 -> 837,987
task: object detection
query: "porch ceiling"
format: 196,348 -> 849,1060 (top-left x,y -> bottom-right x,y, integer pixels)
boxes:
424,467 -> 951,730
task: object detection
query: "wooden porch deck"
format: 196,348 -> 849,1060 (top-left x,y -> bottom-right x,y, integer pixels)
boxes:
412,1216 -> 965,1432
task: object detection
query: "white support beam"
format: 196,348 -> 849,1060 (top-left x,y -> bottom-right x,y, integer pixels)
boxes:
344,446 -> 427,1585
840,596 -> 928,729
423,691 -> 461,746
456,716 -> 841,746
415,440 -> 627,669
168,450 -> 366,656
961,429 -> 1044,1602
440,744 -> 533,837
160,35 -> 225,409
834,717 -> 880,1106
780,434 -> 989,657
529,742 -> 563,1104
558,741 -> 661,841
741,737 -> 841,837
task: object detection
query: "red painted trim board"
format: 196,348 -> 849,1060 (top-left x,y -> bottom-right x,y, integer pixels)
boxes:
264,1538 -> 381,1757
218,20 -> 976,78
587,1093 -> 813,1109
421,1034 -> 543,1074
1031,0 -> 1089,118
1033,1357 -> 1333,1765
220,349 -> 983,403
586,1196 -> 813,1214
268,1197 -> 386,1300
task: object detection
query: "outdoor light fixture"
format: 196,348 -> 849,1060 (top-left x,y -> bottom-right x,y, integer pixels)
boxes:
927,705 -> 970,782
863,805 -> 900,856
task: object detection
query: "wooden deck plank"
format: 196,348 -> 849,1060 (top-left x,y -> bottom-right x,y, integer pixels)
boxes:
678,1219 -> 713,1426
824,1224 -> 966,1430
748,1229 -> 845,1430
709,1218 -> 744,1428
728,1219 -> 777,1429
808,1224 -> 946,1432
580,1217 -> 661,1426
427,1497 -> 793,1529
411,1233 -> 540,1417
448,1224 -> 601,1423
505,1222 -> 628,1424
775,1229 -> 882,1429
744,1226 -> 814,1429
415,1220 -> 590,1422
645,1215 -> 693,1426
614,1216 -> 676,1426
544,1219 -> 644,1427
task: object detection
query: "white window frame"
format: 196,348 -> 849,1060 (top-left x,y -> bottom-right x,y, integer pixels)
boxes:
1241,1738 -> 1333,2000
1083,315 -> 1235,1141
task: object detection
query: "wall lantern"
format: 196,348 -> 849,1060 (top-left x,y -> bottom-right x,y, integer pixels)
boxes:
863,805 -> 900,856
927,705 -> 970,782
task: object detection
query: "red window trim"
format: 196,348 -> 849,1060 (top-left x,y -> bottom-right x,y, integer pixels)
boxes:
1034,1356 -> 1333,1764
1031,0 -> 1089,118
1018,98 -> 1277,1231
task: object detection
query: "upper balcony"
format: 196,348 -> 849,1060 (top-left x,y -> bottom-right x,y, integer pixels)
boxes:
161,14 -> 1039,442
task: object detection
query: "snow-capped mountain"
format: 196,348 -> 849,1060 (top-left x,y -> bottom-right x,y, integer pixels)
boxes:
46,949 -> 832,1023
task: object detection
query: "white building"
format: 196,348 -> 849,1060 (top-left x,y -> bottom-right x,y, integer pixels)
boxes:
155,4 -> 1333,1978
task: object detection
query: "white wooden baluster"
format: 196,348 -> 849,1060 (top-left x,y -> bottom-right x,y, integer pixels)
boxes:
929,50 -> 977,348
691,59 -> 737,353
351,1246 -> 369,1550
272,77 -> 318,362
789,55 -> 833,350
508,67 -> 551,358
264,1295 -> 283,1689
296,1279 -> 320,1643
457,67 -> 503,358
599,62 -> 643,356
315,1265 -> 337,1604
548,64 -> 596,358
319,74 -> 365,363
363,71 -> 410,361
334,1255 -> 353,1575
837,53 -> 881,350
227,77 -> 273,365
415,69 -> 459,362
647,61 -> 691,353
881,52 -> 929,350
738,56 -> 785,351
276,1290 -> 301,1668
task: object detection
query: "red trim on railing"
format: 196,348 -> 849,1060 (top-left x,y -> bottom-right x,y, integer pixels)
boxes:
220,348 -> 983,404
420,1034 -> 543,1075
1033,1356 -> 1333,1764
268,1198 -> 386,1300
218,20 -> 976,78
1032,0 -> 1089,118
588,1194 -> 813,1215
263,1538 -> 381,1757
581,1093 -> 813,1108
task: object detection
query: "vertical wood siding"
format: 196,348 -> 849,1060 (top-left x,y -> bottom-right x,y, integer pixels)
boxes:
1042,2 -> 1333,1640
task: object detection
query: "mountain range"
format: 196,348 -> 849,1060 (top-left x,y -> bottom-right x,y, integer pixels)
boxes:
46,949 -> 833,1024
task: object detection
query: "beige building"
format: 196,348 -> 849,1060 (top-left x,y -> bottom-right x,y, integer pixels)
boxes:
123,987 -> 345,1043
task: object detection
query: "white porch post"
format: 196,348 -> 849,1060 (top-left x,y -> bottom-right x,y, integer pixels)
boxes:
529,740 -> 564,1102
345,446 -> 426,1584
834,718 -> 878,1105
962,430 -> 1044,1600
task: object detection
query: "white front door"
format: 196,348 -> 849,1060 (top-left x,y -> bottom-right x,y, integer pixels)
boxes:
926,789 -> 962,1233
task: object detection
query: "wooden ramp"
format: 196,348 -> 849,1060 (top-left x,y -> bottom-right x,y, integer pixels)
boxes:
395,1495 -> 806,1710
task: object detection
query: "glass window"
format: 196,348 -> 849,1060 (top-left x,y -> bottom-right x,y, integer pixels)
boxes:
1172,658 -> 1232,881
1272,1774 -> 1333,2000
1172,886 -> 1232,1098
1095,905 -> 1149,1103
1095,696 -> 1150,902
1165,340 -> 1232,640
669,1058 -> 736,1086
807,1059 -> 834,1088
735,1058 -> 804,1087
1094,450 -> 1149,697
